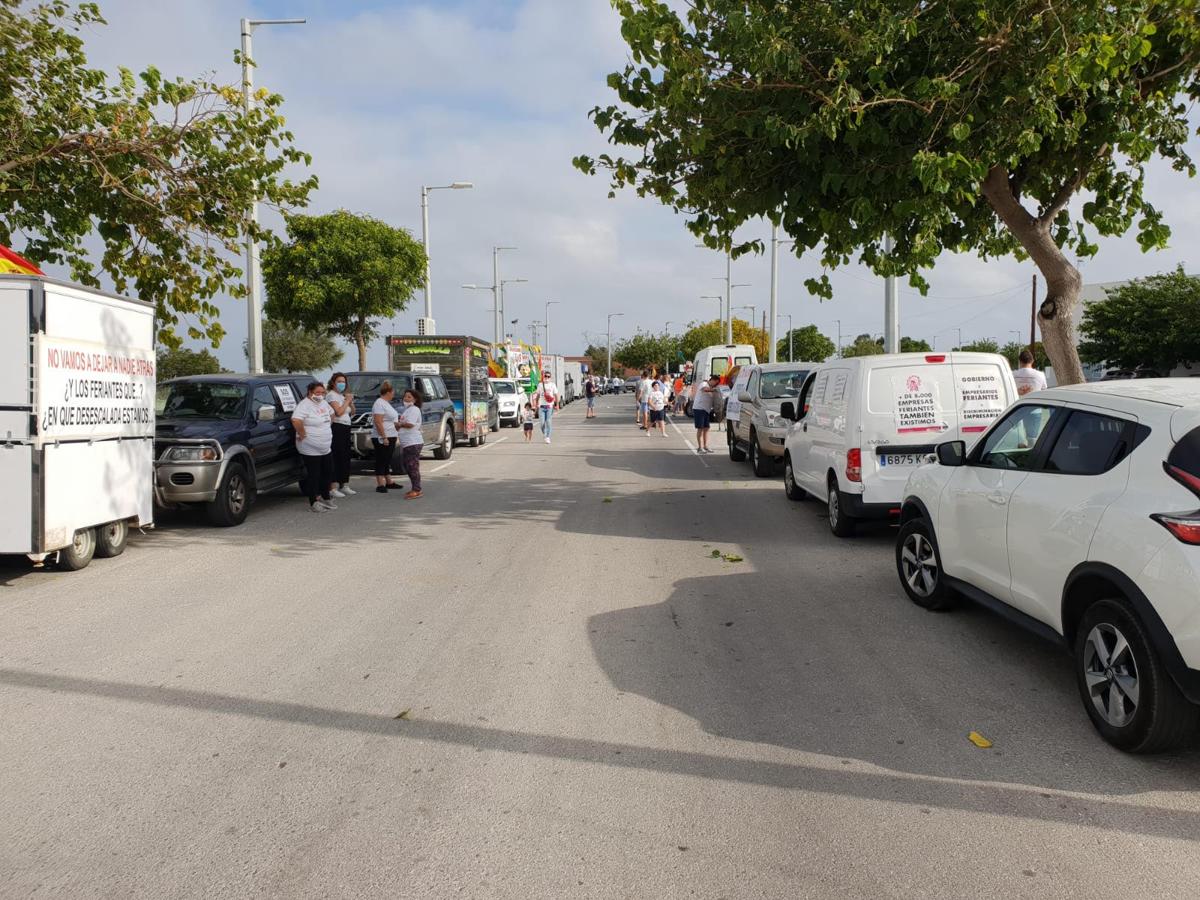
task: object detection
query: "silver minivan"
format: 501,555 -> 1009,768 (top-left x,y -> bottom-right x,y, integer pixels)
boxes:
726,363 -> 818,476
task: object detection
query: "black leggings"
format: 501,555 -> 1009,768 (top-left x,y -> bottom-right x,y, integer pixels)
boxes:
372,438 -> 396,478
331,422 -> 352,485
301,453 -> 333,504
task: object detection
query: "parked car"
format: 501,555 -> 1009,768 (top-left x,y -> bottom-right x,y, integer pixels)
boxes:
345,371 -> 457,461
897,380 -> 1200,752
727,363 -> 817,476
781,352 -> 1018,536
155,373 -> 314,526
490,377 -> 524,427
624,376 -> 641,393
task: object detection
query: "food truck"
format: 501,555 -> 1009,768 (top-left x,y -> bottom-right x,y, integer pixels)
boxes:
388,334 -> 492,446
0,275 -> 156,570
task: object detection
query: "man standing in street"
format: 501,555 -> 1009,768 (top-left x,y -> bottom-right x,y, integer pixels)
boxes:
1013,349 -> 1048,396
534,376 -> 559,444
584,375 -> 597,419
635,369 -> 652,429
693,375 -> 718,453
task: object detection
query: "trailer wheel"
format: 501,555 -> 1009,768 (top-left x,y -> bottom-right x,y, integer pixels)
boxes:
206,463 -> 250,527
95,520 -> 129,558
58,528 -> 97,571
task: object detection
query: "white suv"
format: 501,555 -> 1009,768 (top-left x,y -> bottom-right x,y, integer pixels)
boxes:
897,380 -> 1200,752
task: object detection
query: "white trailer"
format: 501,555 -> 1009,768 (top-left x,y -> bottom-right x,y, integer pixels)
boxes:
563,360 -> 585,402
0,275 -> 156,570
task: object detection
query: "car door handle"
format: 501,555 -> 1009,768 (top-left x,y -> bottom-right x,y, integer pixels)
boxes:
986,492 -> 1008,506
802,423 -> 808,432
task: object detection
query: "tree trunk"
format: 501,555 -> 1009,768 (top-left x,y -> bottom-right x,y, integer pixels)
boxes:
980,166 -> 1086,385
355,317 -> 368,371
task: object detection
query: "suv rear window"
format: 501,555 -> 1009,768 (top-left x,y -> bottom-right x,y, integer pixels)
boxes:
1044,411 -> 1132,475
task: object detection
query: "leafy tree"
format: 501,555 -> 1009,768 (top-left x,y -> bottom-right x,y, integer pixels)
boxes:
678,318 -> 769,361
777,325 -> 834,363
583,343 -> 611,378
1000,340 -> 1051,369
0,1 -> 316,347
900,337 -> 933,353
838,334 -> 931,357
957,339 -> 1001,354
156,347 -> 224,380
578,1 -> 1200,386
262,211 -> 426,369
1080,267 -> 1200,373
614,330 -> 674,373
253,318 -> 343,374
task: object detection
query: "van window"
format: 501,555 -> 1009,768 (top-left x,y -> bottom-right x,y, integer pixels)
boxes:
828,371 -> 849,404
974,405 -> 1056,470
810,371 -> 830,406
734,356 -> 753,368
711,357 -> 732,378
746,370 -> 759,397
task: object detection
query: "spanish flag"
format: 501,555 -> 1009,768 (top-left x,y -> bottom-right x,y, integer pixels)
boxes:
0,245 -> 43,276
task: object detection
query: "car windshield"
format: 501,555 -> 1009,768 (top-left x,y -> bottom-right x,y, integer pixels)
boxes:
492,381 -> 517,394
156,382 -> 248,419
760,370 -> 808,400
346,375 -> 390,395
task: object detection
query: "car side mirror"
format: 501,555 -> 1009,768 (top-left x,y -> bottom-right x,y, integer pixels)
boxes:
936,440 -> 967,467
780,401 -> 796,421
257,404 -> 276,421
738,391 -> 752,403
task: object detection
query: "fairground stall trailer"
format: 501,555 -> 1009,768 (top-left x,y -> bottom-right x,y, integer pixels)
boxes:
388,335 -> 492,446
0,275 -> 156,570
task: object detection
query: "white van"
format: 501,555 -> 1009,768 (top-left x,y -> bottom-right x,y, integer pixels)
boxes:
686,343 -> 758,411
780,352 -> 1018,536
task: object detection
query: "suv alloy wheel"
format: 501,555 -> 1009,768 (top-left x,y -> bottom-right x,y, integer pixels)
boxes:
750,431 -> 772,477
433,421 -> 454,460
1074,599 -> 1200,752
206,462 -> 249,527
728,427 -> 746,462
895,518 -> 954,610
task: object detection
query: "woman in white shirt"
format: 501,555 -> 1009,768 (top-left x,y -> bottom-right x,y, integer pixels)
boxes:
371,381 -> 401,494
396,388 -> 425,499
326,372 -> 356,498
291,381 -> 337,512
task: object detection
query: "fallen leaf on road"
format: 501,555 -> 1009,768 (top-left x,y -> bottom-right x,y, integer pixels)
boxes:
393,709 -> 412,720
710,549 -> 721,558
723,554 -> 744,563
602,497 -> 613,503
967,731 -> 992,748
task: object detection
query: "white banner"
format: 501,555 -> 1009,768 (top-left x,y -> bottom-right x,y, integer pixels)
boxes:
36,336 -> 156,440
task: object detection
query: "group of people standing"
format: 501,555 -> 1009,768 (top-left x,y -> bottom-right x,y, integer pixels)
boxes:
288,374 -> 423,514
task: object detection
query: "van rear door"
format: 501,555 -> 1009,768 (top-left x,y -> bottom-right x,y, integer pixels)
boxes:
950,353 -> 1015,444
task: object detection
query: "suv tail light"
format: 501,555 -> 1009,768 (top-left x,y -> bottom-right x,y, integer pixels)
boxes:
1152,458 -> 1200,544
846,448 -> 862,483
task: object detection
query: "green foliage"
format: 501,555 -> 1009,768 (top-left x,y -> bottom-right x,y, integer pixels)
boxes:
777,325 -> 834,362
900,337 -> 933,353
839,334 -> 931,357
579,0 -> 1200,383
255,318 -> 343,374
999,340 -> 1050,369
957,339 -> 1001,354
1080,267 -> 1200,373
156,346 -> 224,380
678,318 -> 769,362
583,343 -> 610,376
262,211 -> 426,369
613,330 -> 675,372
0,1 -> 316,348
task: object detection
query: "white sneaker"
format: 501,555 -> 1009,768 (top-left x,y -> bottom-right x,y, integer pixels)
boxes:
329,489 -> 346,499
310,502 -> 328,513
545,437 -> 551,444
318,499 -> 338,510
341,485 -> 357,496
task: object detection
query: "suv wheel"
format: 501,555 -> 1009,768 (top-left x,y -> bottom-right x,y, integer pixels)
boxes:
95,519 -> 129,558
750,431 -> 772,477
57,527 -> 96,571
727,427 -> 746,462
827,478 -> 857,538
784,455 -> 806,501
896,519 -> 954,610
206,462 -> 250,527
433,422 -> 454,460
1074,599 -> 1200,753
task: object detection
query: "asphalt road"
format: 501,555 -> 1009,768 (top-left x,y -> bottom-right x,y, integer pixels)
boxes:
2,395 -> 1199,899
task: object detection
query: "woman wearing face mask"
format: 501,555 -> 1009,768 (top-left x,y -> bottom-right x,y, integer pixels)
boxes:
396,388 -> 424,499
292,381 -> 336,513
326,372 -> 355,498
371,381 -> 401,494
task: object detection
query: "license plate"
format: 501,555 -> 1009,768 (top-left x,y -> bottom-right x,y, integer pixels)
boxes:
880,453 -> 922,467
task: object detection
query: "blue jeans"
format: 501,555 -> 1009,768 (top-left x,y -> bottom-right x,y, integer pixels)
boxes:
540,406 -> 553,437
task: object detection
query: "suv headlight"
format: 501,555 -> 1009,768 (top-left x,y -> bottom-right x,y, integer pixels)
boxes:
164,445 -> 219,462
764,412 -> 780,428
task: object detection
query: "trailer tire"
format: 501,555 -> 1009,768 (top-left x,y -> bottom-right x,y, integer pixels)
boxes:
58,528 -> 96,571
95,520 -> 129,558
206,463 -> 250,527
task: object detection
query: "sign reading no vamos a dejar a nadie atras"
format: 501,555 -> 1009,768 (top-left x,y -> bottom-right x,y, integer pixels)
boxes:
36,337 -> 156,440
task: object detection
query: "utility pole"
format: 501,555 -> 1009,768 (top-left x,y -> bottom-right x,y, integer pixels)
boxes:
606,312 -> 624,380
1030,273 -> 1038,355
769,223 -> 779,362
883,233 -> 899,353
835,319 -> 843,356
725,251 -> 732,343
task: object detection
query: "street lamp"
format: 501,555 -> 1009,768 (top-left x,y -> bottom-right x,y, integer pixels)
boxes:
418,181 -> 473,336
835,319 -> 843,356
776,313 -> 794,362
460,283 -> 494,339
530,320 -> 543,346
502,278 -> 528,343
240,15 -> 305,373
544,300 -> 560,358
1009,329 -> 1023,344
700,295 -> 722,323
769,224 -> 797,363
606,312 -> 624,380
733,304 -> 757,328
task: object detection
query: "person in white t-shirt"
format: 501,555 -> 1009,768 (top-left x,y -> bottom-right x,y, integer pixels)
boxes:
395,388 -> 424,499
692,375 -> 719,453
1013,349 -> 1048,396
325,372 -> 356,498
291,381 -> 337,512
533,378 -> 559,443
371,381 -> 401,494
646,380 -> 668,437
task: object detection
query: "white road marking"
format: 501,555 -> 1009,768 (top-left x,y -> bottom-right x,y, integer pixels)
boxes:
669,418 -> 709,468
429,461 -> 457,473
479,436 -> 509,450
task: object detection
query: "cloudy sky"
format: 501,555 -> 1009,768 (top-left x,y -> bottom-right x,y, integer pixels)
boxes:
67,0 -> 1200,370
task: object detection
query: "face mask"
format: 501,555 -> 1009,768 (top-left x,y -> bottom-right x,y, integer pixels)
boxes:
335,382 -> 346,391
313,394 -> 326,403
402,399 -> 414,407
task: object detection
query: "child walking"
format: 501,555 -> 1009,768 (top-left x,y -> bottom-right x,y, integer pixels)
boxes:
522,402 -> 535,443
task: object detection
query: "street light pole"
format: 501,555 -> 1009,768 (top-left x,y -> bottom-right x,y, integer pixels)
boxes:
501,278 -> 527,345
419,181 -> 473,336
606,312 -> 624,380
544,300 -> 560,358
883,233 -> 899,353
835,319 -> 843,356
241,16 -> 305,373
776,314 -> 793,362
